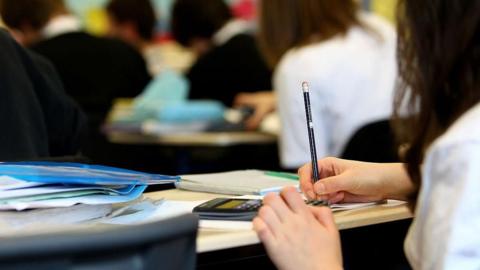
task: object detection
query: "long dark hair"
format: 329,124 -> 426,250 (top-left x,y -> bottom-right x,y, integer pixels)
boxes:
258,0 -> 362,68
394,0 -> 480,208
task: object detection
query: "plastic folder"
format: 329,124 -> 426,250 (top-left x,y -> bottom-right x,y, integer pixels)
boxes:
0,162 -> 180,185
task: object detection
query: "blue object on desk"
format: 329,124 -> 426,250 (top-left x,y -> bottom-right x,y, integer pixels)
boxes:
130,69 -> 225,123
155,101 -> 225,123
0,162 -> 180,186
135,69 -> 189,107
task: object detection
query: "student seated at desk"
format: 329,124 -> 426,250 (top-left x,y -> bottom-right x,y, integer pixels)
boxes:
106,0 -> 162,76
237,0 -> 397,169
253,0 -> 480,269
170,0 -> 272,107
0,29 -> 86,160
0,0 -> 151,163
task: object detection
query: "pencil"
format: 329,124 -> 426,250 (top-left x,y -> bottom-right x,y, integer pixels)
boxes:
302,82 -> 320,183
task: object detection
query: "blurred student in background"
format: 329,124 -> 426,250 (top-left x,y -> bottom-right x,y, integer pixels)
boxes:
0,29 -> 86,160
171,0 -> 272,107
0,0 -> 150,162
254,0 -> 397,169
106,0 -> 163,76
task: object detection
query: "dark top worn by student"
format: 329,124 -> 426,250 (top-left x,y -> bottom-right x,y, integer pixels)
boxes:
31,30 -> 151,124
30,16 -> 151,162
187,33 -> 272,107
0,30 -> 86,160
172,0 -> 272,107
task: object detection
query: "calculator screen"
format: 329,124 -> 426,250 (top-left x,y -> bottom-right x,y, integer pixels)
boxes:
216,199 -> 245,209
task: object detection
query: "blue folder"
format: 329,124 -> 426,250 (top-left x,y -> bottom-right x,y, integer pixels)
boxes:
0,162 -> 180,186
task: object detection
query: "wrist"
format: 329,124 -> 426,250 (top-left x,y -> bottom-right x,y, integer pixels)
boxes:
379,163 -> 416,200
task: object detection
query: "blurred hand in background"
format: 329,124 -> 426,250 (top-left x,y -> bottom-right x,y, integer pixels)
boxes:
234,91 -> 276,130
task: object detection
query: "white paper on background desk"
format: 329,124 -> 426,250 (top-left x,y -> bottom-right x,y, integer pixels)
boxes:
142,120 -> 210,135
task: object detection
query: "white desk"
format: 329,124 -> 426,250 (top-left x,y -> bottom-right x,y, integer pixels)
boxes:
144,189 -> 413,253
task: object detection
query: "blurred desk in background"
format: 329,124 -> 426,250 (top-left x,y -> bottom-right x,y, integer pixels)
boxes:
107,130 -> 276,147
102,99 -> 279,175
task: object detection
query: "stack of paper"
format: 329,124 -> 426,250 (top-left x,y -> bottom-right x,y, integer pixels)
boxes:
0,162 -> 180,211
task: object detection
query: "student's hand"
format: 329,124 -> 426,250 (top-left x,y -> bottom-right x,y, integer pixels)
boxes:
253,187 -> 343,270
299,158 -> 415,203
233,91 -> 276,130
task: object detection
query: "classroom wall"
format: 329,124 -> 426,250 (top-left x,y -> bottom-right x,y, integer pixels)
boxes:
65,0 -> 257,37
65,0 -> 396,36
371,0 -> 398,23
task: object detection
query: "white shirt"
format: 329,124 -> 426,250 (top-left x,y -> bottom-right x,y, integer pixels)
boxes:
42,15 -> 82,39
212,19 -> 253,46
275,13 -> 397,168
405,102 -> 480,270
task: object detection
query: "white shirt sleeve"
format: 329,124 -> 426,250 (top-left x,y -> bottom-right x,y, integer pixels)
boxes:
409,142 -> 480,270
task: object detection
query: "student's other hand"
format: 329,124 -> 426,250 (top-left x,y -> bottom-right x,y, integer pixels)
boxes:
299,158 -> 414,203
253,187 -> 342,270
233,91 -> 276,130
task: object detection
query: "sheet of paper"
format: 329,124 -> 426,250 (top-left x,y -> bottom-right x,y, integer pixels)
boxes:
101,199 -> 202,225
101,199 -> 254,230
0,204 -> 112,233
0,185 -> 147,211
199,220 -> 252,230
235,195 -> 406,211
0,175 -> 46,190
0,184 -> 136,200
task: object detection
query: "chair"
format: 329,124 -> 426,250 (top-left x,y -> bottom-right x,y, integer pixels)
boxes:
341,120 -> 399,162
0,214 -> 198,270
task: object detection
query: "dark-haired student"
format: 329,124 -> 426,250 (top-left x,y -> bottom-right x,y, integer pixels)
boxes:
0,0 -> 150,162
171,0 -> 272,107
106,0 -> 162,76
0,29 -> 85,160
253,0 -> 480,269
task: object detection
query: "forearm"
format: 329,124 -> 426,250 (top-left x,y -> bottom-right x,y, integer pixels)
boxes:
377,163 -> 416,201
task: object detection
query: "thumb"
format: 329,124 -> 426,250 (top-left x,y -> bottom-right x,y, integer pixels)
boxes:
314,173 -> 353,195
245,113 -> 263,130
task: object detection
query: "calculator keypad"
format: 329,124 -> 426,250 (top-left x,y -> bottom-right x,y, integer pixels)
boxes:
235,200 -> 262,211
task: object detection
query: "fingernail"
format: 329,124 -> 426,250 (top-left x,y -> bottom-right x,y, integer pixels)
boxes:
308,190 -> 315,199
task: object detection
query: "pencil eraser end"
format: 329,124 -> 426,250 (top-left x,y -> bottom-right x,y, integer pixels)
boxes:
302,82 -> 309,92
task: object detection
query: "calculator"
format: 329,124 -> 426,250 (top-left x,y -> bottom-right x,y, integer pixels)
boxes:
192,198 -> 262,221
192,198 -> 329,221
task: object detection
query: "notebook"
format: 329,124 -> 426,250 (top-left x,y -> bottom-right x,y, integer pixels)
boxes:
177,170 -> 299,195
